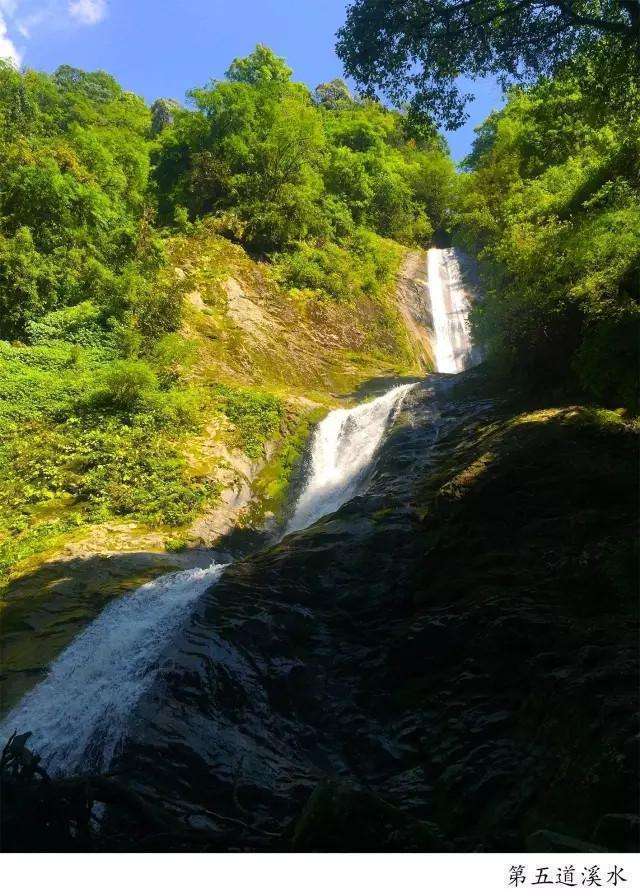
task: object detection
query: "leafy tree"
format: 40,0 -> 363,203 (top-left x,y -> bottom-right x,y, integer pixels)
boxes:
153,45 -> 454,253
456,49 -> 640,407
336,0 -> 640,127
0,62 -> 181,344
225,43 -> 292,86
0,228 -> 57,340
314,78 -> 355,109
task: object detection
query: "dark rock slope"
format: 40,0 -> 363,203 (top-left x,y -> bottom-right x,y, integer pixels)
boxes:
100,371 -> 638,851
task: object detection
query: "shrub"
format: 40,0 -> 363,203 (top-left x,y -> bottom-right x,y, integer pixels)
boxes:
215,385 -> 285,458
93,360 -> 158,412
276,230 -> 402,305
27,301 -> 107,348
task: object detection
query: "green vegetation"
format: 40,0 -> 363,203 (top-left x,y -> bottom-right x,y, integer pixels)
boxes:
2,35 -> 635,586
455,47 -> 639,408
337,0 -> 639,127
0,62 -> 178,345
153,45 -> 455,253
275,230 -> 402,306
213,386 -> 285,459
249,405 -> 327,525
0,47 -> 449,583
0,340 -> 219,583
337,3 -> 638,408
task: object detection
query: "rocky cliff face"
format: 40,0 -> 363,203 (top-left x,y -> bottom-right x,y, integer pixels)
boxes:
97,371 -> 638,851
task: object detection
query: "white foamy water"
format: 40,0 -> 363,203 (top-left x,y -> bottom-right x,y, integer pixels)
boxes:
428,247 -> 480,374
287,383 -> 414,531
1,383 -> 415,775
0,562 -> 227,775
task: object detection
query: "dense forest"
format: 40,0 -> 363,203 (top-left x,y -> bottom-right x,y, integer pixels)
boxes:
338,0 -> 640,406
456,47 -> 639,408
1,2 -> 638,857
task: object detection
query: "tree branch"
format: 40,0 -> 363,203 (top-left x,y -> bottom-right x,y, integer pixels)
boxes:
553,1 -> 637,36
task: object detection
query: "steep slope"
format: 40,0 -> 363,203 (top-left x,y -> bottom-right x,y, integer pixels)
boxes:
103,375 -> 638,851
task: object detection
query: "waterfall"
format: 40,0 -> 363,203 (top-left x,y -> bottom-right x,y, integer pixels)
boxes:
287,383 -> 415,532
428,247 -> 480,374
0,562 -> 227,775
0,383 -> 414,775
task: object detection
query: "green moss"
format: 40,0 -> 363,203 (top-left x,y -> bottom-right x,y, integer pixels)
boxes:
249,405 -> 327,524
0,519 -> 81,587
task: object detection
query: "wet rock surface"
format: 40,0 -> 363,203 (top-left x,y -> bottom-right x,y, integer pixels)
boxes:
0,550 -> 212,713
38,373 -> 640,850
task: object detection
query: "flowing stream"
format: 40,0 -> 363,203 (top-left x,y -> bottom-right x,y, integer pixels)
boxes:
287,383 -> 415,532
0,383 -> 414,775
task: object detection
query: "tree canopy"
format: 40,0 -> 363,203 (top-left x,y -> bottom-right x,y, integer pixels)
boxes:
336,0 -> 640,127
0,61 -> 174,343
0,46 -> 456,342
153,45 -> 456,253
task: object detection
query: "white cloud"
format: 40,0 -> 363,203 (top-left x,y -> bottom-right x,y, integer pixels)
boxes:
68,0 -> 107,26
0,14 -> 21,65
0,1 -> 108,67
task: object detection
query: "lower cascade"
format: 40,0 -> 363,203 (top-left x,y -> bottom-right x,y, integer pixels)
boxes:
287,383 -> 415,532
0,563 -> 228,776
0,383 -> 414,776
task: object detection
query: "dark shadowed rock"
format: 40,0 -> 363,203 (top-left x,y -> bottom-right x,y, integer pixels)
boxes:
290,781 -> 446,851
526,830 -> 606,853
593,814 -> 640,852
15,373 -> 636,852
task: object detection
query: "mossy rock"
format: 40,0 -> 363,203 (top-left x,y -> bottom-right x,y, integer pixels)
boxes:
289,781 -> 446,852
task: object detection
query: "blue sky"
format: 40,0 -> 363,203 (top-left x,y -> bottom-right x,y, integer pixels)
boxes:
0,0 -> 504,161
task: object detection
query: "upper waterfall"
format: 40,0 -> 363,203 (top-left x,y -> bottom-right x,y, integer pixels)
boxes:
427,247 -> 481,374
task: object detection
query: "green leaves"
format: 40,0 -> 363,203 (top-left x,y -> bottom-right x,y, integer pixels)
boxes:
275,229 -> 402,306
456,51 -> 640,408
225,44 -> 293,87
153,45 -> 455,254
213,385 -> 285,459
336,1 -> 640,127
0,63 -> 156,344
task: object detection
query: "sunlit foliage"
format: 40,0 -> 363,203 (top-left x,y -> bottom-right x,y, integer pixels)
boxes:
456,48 -> 639,407
152,45 -> 456,254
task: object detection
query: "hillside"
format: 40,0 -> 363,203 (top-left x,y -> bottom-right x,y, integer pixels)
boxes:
1,3 -> 638,863
0,221 -> 435,710
3,369 -> 637,852
1,221 -> 430,569
0,46 -> 453,605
